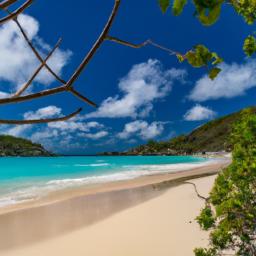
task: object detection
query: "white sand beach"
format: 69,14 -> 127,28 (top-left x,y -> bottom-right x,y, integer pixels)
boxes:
1,174 -> 219,256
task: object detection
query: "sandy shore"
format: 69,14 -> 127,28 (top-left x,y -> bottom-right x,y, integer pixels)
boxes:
0,158 -> 230,215
0,159 -> 230,255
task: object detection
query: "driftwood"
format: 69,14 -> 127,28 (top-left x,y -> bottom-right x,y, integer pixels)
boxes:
0,0 -> 178,124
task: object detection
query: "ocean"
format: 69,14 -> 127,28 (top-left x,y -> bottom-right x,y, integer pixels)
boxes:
0,156 -> 209,207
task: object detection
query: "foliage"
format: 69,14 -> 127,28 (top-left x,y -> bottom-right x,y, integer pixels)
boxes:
178,45 -> 223,80
0,135 -> 52,156
157,0 -> 256,78
195,108 -> 256,255
158,0 -> 256,26
243,35 -> 256,57
208,67 -> 221,80
158,0 -> 170,13
172,0 -> 188,16
196,206 -> 215,230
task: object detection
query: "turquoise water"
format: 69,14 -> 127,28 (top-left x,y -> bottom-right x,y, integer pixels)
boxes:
0,156 -> 207,207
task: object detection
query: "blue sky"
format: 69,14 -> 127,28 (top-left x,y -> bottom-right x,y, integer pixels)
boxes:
0,0 -> 255,154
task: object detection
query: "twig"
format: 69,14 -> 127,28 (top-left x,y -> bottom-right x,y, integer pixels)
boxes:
0,0 -> 124,124
0,85 -> 97,107
69,87 -> 97,107
105,36 -> 150,49
12,17 -> 67,85
105,36 -> 181,56
66,0 -> 121,89
0,108 -> 82,124
0,0 -> 19,9
0,0 -> 33,25
13,38 -> 63,97
184,181 -> 209,201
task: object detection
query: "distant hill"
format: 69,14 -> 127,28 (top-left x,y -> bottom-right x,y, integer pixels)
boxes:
125,107 -> 256,156
0,135 -> 53,157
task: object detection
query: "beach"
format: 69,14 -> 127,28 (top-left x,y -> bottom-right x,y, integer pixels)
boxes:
0,158 -> 230,255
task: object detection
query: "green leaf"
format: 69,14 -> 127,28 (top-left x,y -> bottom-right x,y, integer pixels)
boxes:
176,53 -> 185,62
209,67 -> 221,80
211,53 -> 223,65
194,248 -> 217,256
243,35 -> 256,56
197,4 -> 222,26
158,0 -> 170,13
196,206 -> 215,230
185,45 -> 213,67
172,0 -> 188,16
231,0 -> 256,25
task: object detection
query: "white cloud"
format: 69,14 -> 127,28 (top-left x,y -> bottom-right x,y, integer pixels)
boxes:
118,120 -> 165,140
86,59 -> 186,119
24,106 -> 62,119
48,120 -> 104,132
184,104 -> 217,121
189,60 -> 256,101
30,128 -> 59,142
0,104 -> 107,149
0,106 -> 62,138
80,131 -> 109,140
3,125 -> 32,137
0,14 -> 71,93
0,91 -> 10,98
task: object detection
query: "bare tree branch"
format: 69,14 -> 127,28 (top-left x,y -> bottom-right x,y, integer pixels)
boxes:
0,0 -> 119,111
105,36 -> 150,48
105,35 -> 180,56
0,0 -> 19,9
184,181 -> 209,201
0,107 -> 82,125
13,38 -> 63,98
65,0 -> 121,89
69,87 -> 97,107
0,86 -> 68,105
0,85 -> 97,107
0,0 -> 125,124
0,0 -> 180,126
12,17 -> 67,85
0,0 -> 33,25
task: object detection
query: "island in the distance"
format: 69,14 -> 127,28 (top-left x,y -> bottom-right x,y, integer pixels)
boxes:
1,106 -> 255,157
100,106 -> 256,156
0,135 -> 53,157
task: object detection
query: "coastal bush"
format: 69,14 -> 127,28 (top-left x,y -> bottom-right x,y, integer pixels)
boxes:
194,109 -> 256,256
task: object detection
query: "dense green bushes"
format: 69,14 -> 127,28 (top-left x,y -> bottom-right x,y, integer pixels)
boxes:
195,109 -> 256,256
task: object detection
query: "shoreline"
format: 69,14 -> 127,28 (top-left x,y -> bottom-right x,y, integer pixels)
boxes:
0,158 -> 230,253
0,158 -> 230,215
1,174 -> 222,255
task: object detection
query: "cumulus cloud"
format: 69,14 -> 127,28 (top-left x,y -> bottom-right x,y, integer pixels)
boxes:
30,128 -> 59,142
86,59 -> 186,119
3,125 -> 32,137
24,106 -> 62,119
189,60 -> 256,101
0,14 -> 71,93
0,104 -> 109,153
80,131 -> 109,140
184,104 -> 217,121
48,120 -> 104,132
117,120 -> 165,140
0,91 -> 10,99
0,106 -> 62,138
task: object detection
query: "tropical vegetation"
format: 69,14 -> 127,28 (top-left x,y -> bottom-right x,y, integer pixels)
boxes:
194,108 -> 256,255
